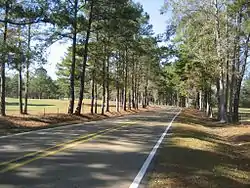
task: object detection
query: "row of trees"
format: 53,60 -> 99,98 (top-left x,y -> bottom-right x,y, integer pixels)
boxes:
6,67 -> 58,100
2,0 -> 248,123
162,0 -> 250,123
0,0 -> 169,116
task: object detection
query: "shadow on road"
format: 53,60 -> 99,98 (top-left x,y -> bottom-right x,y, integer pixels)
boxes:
0,107 -> 180,188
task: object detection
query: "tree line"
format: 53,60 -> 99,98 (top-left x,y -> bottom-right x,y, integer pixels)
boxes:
6,67 -> 59,100
0,0 -> 168,116
162,0 -> 250,123
2,0 -> 249,123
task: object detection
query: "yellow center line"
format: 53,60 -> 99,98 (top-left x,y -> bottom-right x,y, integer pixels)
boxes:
1,122 -> 136,173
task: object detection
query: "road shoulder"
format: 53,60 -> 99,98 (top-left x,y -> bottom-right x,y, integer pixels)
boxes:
147,109 -> 250,188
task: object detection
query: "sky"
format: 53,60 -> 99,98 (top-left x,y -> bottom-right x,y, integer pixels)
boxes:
45,0 -> 167,80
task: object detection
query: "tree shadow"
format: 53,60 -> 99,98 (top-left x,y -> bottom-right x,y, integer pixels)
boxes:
0,109 -> 178,187
149,109 -> 250,188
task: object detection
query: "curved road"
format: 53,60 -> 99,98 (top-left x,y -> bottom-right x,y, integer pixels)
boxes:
0,107 -> 180,188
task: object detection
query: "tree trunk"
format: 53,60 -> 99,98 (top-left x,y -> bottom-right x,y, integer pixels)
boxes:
24,24 -> 31,114
17,26 -> 23,114
116,59 -> 120,112
1,3 -> 8,116
219,74 -> 227,122
233,34 -> 250,122
136,86 -> 139,109
186,94 -> 189,108
75,0 -> 93,115
177,92 -> 180,107
214,0 -> 227,122
225,59 -> 230,113
233,82 -> 240,123
196,91 -> 199,109
116,87 -> 119,112
94,83 -> 98,114
68,0 -> 78,114
132,58 -> 136,108
18,61 -> 23,114
128,91 -> 131,110
18,68 -> 23,114
216,78 -> 221,119
209,89 -> 213,119
199,90 -> 202,111
101,49 -> 106,115
229,76 -> 234,122
90,73 -> 95,114
143,70 -> 149,108
206,87 -> 213,117
225,12 -> 230,113
123,49 -> 128,111
135,60 -> 139,109
106,55 -> 110,112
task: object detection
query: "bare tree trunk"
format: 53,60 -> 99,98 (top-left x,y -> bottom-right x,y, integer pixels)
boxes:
176,92 -> 179,107
1,3 -> 8,116
90,73 -> 95,114
186,94 -> 189,108
116,87 -> 119,112
106,55 -> 110,112
135,60 -> 139,109
199,90 -> 202,111
128,91 -> 131,110
123,49 -> 128,111
233,34 -> 250,122
225,12 -> 230,113
75,0 -> 93,115
18,64 -> 23,114
94,83 -> 98,114
136,87 -> 139,109
143,66 -> 149,108
196,91 -> 199,109
24,24 -> 31,114
233,82 -> 240,123
121,52 -> 125,109
17,26 -> 23,114
116,59 -> 120,112
225,60 -> 230,113
214,0 -> 227,122
229,66 -> 235,122
68,0 -> 78,114
219,74 -> 227,122
101,49 -> 106,115
132,57 -> 135,108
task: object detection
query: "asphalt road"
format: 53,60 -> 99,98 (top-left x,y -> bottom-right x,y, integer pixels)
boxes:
0,107 -> 180,188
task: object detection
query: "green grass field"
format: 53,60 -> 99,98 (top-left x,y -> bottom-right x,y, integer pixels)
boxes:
6,98 -> 116,115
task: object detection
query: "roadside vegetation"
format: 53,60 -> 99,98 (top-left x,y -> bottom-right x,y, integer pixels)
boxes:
149,109 -> 250,188
149,1 -> 250,186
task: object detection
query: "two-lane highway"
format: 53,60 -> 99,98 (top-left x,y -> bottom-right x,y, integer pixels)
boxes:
0,107 -> 180,188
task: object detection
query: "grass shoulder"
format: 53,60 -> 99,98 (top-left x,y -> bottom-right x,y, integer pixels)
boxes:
148,109 -> 250,188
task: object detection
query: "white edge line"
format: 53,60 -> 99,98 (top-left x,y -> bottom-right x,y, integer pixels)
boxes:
129,108 -> 182,188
